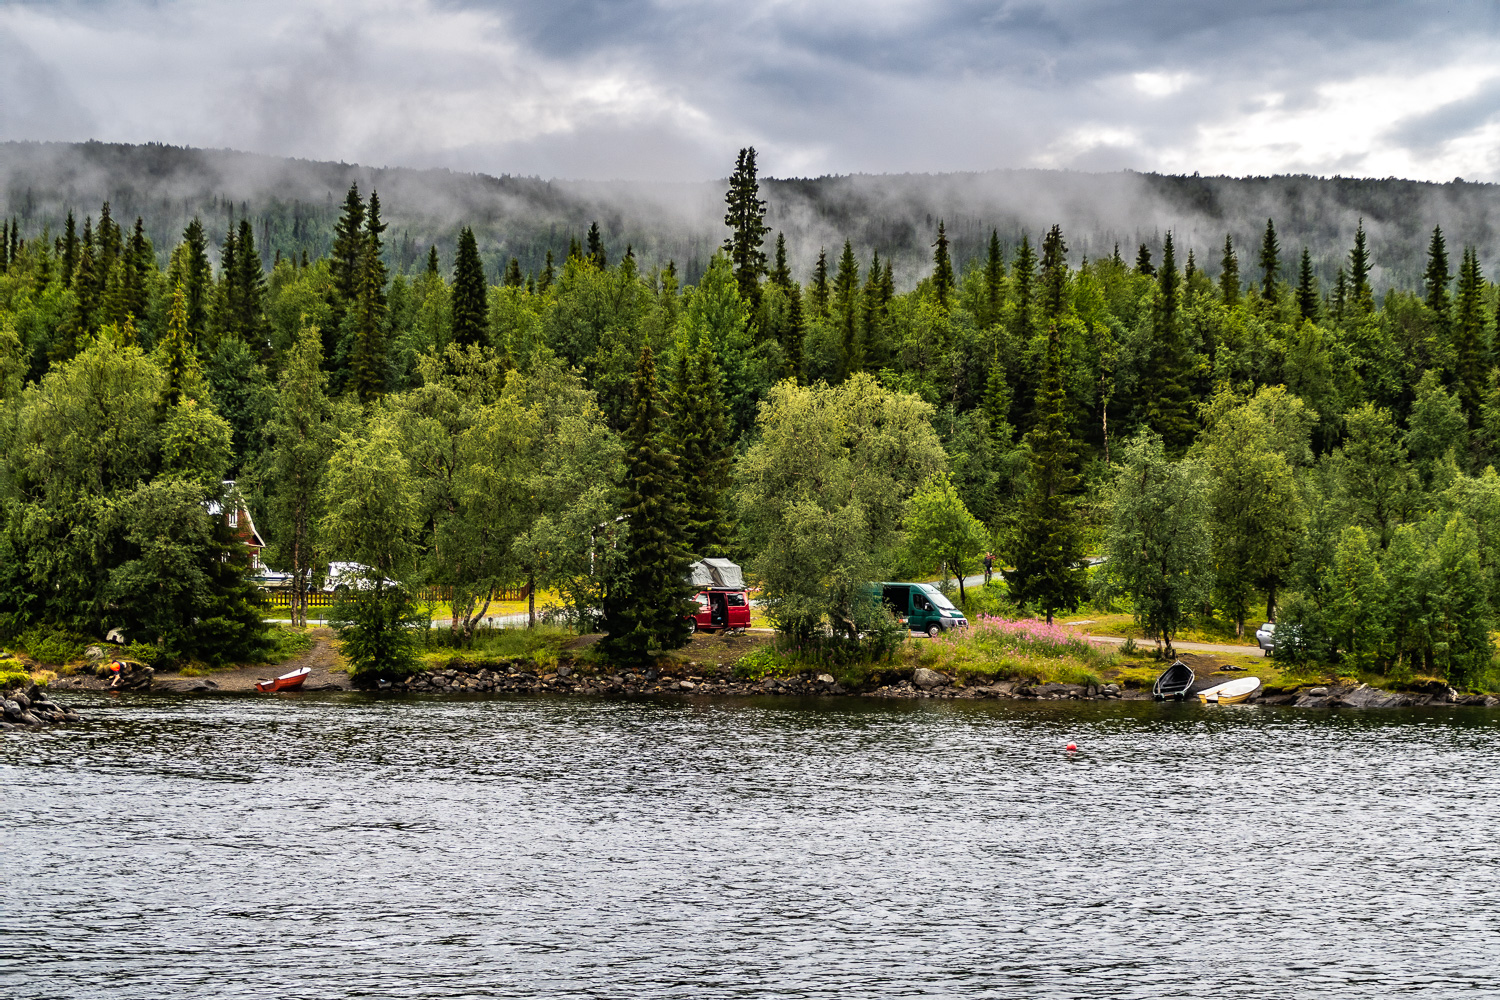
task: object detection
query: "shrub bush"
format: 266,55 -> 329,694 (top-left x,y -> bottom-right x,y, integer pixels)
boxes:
16,627 -> 87,666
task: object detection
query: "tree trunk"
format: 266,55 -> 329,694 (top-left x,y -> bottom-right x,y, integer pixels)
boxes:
528,572 -> 536,629
1266,583 -> 1277,623
957,561 -> 966,605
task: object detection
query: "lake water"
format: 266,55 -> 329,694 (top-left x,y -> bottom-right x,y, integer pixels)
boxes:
3,692 -> 1497,998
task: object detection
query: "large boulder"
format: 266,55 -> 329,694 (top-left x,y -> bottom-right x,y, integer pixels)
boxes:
1332,684 -> 1407,709
912,667 -> 950,690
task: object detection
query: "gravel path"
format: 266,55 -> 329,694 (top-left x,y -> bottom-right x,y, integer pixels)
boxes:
153,628 -> 351,693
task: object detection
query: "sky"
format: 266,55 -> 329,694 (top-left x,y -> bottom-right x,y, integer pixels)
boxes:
2,0 -> 1499,184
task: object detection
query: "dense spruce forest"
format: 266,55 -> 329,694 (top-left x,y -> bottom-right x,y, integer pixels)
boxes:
2,145 -> 1499,687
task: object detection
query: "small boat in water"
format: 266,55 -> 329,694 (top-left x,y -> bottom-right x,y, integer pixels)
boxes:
1198,676 -> 1262,704
254,666 -> 311,693
1153,660 -> 1196,701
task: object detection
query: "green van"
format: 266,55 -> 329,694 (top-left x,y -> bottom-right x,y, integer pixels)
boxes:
875,582 -> 968,638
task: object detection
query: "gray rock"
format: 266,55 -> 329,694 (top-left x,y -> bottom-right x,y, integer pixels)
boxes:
1307,686 -> 1329,696
817,673 -> 835,685
12,693 -> 28,711
677,680 -> 696,691
2,699 -> 20,718
912,667 -> 950,690
1332,684 -> 1407,709
85,645 -> 106,661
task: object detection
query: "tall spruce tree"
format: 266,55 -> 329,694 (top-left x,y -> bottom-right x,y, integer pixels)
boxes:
1219,234 -> 1239,305
1453,246 -> 1487,427
1297,247 -> 1319,321
670,339 -> 735,557
328,183 -> 366,350
833,240 -> 861,375
539,248 -> 556,293
426,245 -> 440,277
586,222 -> 607,269
1144,232 -> 1195,451
602,345 -> 695,661
1258,217 -> 1280,300
1008,321 -> 1087,622
181,218 -> 212,341
161,280 -> 196,406
504,257 -> 523,287
348,203 -> 390,402
234,218 -> 269,353
1010,234 -> 1036,343
120,217 -> 150,327
1423,225 -> 1452,333
722,147 -> 770,305
983,229 -> 1005,328
450,226 -> 488,347
1349,218 -> 1374,311
60,211 -> 77,288
1134,242 -> 1155,276
771,231 -> 792,288
1040,223 -> 1068,320
784,281 -> 805,380
810,248 -> 830,316
931,220 -> 954,309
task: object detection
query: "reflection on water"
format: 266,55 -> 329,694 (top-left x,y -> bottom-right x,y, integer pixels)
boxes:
3,693 -> 1498,998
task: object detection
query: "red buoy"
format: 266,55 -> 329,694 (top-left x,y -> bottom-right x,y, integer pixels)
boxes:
1065,742 -> 1078,751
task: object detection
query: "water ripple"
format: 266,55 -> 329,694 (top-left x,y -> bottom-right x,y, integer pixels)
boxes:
3,694 -> 1498,998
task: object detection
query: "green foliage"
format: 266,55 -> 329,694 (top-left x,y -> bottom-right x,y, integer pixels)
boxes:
1096,430 -> 1213,657
16,626 -> 87,666
2,162 -> 1499,682
451,226 -> 488,347
904,471 -> 987,602
1007,322 -> 1087,621
737,374 -> 945,643
330,582 -> 424,684
600,345 -> 695,664
722,147 -> 769,306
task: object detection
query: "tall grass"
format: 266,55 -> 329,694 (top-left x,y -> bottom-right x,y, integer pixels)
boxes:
922,615 -> 1117,685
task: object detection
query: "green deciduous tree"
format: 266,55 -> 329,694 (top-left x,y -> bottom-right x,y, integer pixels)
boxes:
737,373 -> 945,642
905,471 -> 987,604
321,420 -> 424,683
1199,385 -> 1311,631
1096,430 -> 1213,658
254,323 -> 352,626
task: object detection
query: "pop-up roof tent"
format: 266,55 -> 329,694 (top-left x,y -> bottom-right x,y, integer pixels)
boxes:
687,557 -> 745,589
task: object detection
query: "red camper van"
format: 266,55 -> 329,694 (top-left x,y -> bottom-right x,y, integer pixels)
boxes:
686,558 -> 751,633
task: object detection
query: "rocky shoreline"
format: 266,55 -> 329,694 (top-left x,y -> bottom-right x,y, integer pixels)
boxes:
394,660 -> 1500,708
3,684 -> 85,730
11,660 -> 1497,723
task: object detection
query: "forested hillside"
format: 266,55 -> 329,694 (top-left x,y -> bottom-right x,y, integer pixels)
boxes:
3,140 -> 1499,292
2,146 -> 1498,687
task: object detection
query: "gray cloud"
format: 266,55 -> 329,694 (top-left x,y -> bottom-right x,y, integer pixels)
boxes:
0,0 -> 1498,181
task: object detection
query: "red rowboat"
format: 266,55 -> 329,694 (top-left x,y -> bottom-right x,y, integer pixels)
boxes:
255,666 -> 312,693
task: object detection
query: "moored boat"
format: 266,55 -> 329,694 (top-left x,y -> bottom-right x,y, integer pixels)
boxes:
254,665 -> 312,693
1200,675 -> 1262,704
1153,660 -> 1195,701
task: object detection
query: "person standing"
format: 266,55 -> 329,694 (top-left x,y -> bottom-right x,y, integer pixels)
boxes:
983,551 -> 994,585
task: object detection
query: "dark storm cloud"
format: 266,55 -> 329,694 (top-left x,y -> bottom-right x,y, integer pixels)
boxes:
1,0 -> 1498,181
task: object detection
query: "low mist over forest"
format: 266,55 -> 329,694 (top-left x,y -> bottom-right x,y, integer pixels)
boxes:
1,140 -> 1497,291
